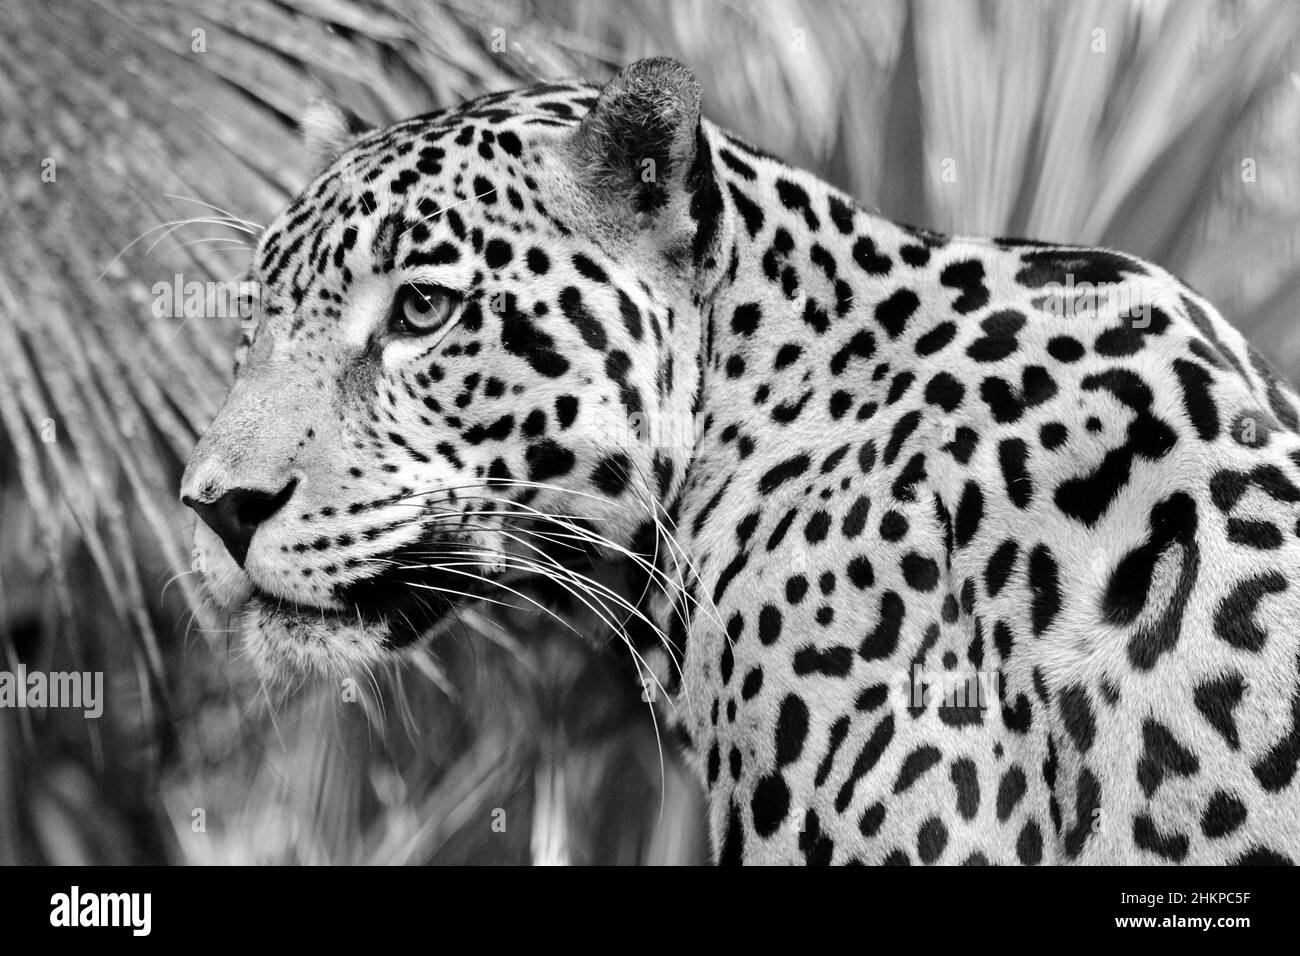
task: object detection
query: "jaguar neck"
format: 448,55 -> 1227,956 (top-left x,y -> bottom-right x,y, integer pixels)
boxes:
687,126 -> 919,475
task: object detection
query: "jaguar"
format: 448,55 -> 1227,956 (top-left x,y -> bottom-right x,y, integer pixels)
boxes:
181,57 -> 1300,865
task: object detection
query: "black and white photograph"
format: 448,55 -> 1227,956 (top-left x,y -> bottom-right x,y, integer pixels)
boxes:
1,0 -> 1298,924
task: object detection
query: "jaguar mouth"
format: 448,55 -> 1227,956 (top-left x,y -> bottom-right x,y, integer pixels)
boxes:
336,560 -> 497,647
236,518 -> 599,679
244,559 -> 500,677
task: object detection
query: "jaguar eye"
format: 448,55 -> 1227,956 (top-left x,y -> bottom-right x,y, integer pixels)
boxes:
390,282 -> 457,335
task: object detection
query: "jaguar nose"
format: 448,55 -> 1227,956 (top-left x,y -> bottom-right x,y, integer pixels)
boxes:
182,479 -> 298,567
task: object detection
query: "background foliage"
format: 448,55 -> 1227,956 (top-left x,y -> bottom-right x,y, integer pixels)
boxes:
0,0 -> 1296,864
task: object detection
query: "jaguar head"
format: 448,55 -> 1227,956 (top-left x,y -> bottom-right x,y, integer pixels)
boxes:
179,59 -> 726,679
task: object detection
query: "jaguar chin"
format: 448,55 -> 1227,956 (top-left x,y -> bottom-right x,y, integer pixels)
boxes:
240,594 -> 397,683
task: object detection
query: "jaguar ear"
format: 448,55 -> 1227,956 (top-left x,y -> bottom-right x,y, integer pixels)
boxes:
301,98 -> 373,165
570,57 -> 702,223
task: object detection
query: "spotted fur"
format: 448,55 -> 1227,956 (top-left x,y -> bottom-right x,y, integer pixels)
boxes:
183,59 -> 1300,865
